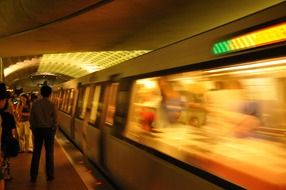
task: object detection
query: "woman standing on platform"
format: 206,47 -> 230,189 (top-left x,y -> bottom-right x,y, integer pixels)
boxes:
0,83 -> 8,190
16,94 -> 33,152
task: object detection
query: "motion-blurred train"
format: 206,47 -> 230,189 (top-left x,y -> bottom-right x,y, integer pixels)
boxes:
52,3 -> 286,190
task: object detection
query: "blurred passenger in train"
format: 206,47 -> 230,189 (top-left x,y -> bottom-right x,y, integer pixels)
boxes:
206,80 -> 261,137
178,84 -> 207,127
30,85 -> 57,182
157,77 -> 184,126
16,94 -> 33,152
140,107 -> 155,131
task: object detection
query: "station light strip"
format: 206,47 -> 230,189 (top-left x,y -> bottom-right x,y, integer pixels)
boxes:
206,57 -> 286,73
212,22 -> 286,55
38,50 -> 150,78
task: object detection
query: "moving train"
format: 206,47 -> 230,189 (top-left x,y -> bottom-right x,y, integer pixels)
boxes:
52,3 -> 286,190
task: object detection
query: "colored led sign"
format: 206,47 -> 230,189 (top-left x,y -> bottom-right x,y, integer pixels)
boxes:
212,22 -> 286,55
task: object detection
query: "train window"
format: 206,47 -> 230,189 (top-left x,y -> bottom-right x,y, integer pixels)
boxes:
77,86 -> 91,119
77,88 -> 84,118
89,86 -> 101,124
54,91 -> 59,106
63,91 -> 68,112
65,91 -> 69,112
51,91 -> 56,104
105,83 -> 119,126
52,91 -> 57,106
125,57 -> 286,189
65,90 -> 71,112
51,92 -> 55,102
61,91 -> 67,111
57,90 -> 64,109
59,89 -> 73,114
67,89 -> 75,114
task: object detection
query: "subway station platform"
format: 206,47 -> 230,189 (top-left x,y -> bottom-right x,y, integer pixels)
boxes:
5,131 -> 115,190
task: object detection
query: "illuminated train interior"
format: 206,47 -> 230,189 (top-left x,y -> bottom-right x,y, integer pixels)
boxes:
125,57 -> 286,189
0,1 -> 286,190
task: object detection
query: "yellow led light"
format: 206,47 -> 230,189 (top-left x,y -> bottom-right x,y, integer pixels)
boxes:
229,40 -> 239,50
236,37 -> 246,49
246,34 -> 255,46
213,22 -> 286,55
252,22 -> 286,46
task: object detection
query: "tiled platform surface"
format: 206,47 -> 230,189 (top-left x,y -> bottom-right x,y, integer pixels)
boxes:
5,131 -> 115,190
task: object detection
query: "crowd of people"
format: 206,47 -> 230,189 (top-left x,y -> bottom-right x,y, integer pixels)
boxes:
0,82 -> 57,190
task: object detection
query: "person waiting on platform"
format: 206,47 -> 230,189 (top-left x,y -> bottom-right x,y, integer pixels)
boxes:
16,94 -> 33,152
0,99 -> 17,181
29,85 -> 57,182
0,83 -> 8,190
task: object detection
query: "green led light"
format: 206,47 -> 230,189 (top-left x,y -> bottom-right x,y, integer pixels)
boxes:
212,44 -> 221,54
213,40 -> 233,55
218,43 -> 225,53
221,42 -> 228,53
212,22 -> 286,55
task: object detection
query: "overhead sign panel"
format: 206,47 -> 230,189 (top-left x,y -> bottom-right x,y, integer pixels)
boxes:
212,22 -> 286,55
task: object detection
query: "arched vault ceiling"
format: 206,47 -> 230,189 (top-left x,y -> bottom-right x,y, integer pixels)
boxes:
3,50 -> 149,89
38,51 -> 150,78
0,0 -> 284,90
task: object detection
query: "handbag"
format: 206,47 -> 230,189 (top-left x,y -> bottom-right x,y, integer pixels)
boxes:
5,137 -> 20,157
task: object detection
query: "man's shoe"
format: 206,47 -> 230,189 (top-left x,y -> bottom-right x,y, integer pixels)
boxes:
47,176 -> 54,181
4,175 -> 12,181
30,178 -> 36,183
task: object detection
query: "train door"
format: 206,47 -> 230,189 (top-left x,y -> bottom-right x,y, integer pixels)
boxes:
99,82 -> 119,169
83,83 -> 106,165
73,85 -> 91,150
57,88 -> 75,138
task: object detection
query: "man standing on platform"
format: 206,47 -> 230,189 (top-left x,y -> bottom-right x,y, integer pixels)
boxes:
29,85 -> 57,182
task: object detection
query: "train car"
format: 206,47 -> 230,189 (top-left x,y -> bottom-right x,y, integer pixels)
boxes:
52,3 -> 286,190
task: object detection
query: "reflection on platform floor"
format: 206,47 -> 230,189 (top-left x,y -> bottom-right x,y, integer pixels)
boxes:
5,130 -> 115,190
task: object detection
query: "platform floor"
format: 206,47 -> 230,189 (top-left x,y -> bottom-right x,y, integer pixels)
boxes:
5,130 -> 115,190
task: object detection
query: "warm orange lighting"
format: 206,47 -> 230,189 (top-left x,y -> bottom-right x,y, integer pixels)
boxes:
213,22 -> 286,55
